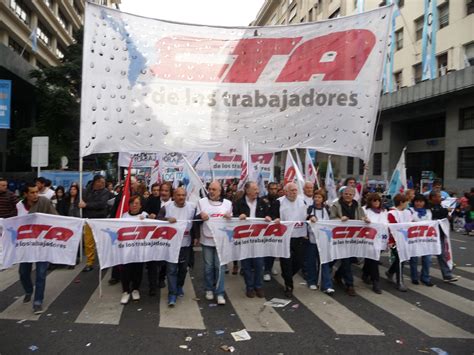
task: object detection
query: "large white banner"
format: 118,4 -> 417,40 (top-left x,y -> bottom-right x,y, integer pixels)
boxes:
388,220 -> 442,262
87,219 -> 187,269
438,218 -> 454,270
80,4 -> 392,160
309,220 -> 388,264
208,218 -> 295,265
0,214 -> 84,269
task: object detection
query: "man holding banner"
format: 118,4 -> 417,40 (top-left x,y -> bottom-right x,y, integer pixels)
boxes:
330,187 -> 370,296
197,181 -> 232,305
16,182 -> 58,314
233,181 -> 278,299
279,182 -> 308,298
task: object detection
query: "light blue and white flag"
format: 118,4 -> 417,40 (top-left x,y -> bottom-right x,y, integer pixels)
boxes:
182,156 -> 207,204
421,0 -> 438,81
382,0 -> 400,93
325,156 -> 338,205
386,147 -> 407,197
29,27 -> 38,53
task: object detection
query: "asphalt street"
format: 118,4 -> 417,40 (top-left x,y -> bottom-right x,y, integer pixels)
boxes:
0,231 -> 473,355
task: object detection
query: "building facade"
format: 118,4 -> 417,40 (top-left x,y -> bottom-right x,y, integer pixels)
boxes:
253,0 -> 474,193
0,0 -> 120,173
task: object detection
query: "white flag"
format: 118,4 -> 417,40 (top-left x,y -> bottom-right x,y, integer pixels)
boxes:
284,150 -> 305,194
387,147 -> 407,197
305,148 -> 320,188
1,213 -> 84,269
183,155 -> 208,204
88,218 -> 188,269
237,138 -> 250,190
207,218 -> 296,265
325,156 -> 338,205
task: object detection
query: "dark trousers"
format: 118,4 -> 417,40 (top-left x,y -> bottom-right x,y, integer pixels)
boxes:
280,237 -> 306,289
19,262 -> 49,306
121,263 -> 143,293
362,258 -> 380,282
388,249 -> 404,284
146,260 -> 165,290
334,258 -> 354,287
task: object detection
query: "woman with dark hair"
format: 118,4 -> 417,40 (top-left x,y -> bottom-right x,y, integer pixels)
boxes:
362,193 -> 387,294
409,194 -> 433,286
58,184 -> 81,217
51,186 -> 65,209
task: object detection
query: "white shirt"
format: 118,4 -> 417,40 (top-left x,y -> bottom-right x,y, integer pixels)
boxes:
279,196 -> 307,238
161,199 -> 173,208
165,202 -> 196,247
363,208 -> 388,224
303,195 -> 313,206
16,201 -> 29,216
39,188 -> 55,200
245,196 -> 257,218
387,209 -> 413,223
197,197 -> 233,247
121,211 -> 148,220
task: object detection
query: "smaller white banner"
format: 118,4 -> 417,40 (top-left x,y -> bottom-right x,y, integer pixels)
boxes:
438,218 -> 454,270
388,220 -> 442,262
309,220 -> 388,264
1,213 -> 84,269
87,219 -> 187,269
208,218 -> 295,265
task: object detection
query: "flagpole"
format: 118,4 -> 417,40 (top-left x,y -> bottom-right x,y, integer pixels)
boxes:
79,157 -> 83,262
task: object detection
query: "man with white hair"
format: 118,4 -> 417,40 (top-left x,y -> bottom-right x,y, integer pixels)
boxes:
279,182 -> 308,298
197,181 -> 232,305
303,181 -> 314,206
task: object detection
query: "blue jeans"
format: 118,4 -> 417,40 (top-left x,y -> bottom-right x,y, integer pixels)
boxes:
167,247 -> 191,297
320,263 -> 333,291
304,242 -> 320,287
241,257 -> 264,291
19,262 -> 49,306
409,256 -> 431,283
202,245 -> 225,296
264,257 -> 275,274
437,233 -> 453,279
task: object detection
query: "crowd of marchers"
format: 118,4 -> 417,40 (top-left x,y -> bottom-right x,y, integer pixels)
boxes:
0,175 -> 473,315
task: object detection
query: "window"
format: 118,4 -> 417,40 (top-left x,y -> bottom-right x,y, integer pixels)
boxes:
373,153 -> 382,175
458,147 -> 474,178
468,0 -> 474,15
8,37 -> 30,61
413,63 -> 422,84
394,71 -> 402,90
437,52 -> 448,76
406,115 -> 446,140
270,13 -> 277,25
438,2 -> 449,29
415,16 -> 424,41
9,0 -> 30,25
395,28 -> 403,50
398,0 -> 404,8
459,106 -> 474,130
358,159 -> 364,176
37,23 -> 51,46
347,157 -> 354,175
308,8 -> 313,21
57,11 -> 68,29
465,42 -> 474,66
375,124 -> 383,141
329,9 -> 340,19
43,0 -> 53,9
289,5 -> 297,23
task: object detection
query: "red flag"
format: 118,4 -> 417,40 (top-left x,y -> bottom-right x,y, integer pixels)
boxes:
115,159 -> 133,218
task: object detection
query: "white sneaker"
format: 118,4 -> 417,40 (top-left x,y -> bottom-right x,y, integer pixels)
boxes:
120,292 -> 130,305
309,285 -> 318,290
263,274 -> 271,282
131,290 -> 140,301
217,295 -> 226,305
272,269 -> 279,276
205,291 -> 214,300
323,288 -> 335,295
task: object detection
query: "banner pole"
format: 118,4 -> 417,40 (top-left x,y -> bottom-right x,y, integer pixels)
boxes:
79,157 -> 84,263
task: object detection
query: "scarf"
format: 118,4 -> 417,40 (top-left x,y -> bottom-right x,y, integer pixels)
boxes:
339,198 -> 358,219
414,207 -> 427,218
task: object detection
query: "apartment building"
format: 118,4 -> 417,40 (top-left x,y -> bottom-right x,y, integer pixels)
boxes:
253,0 -> 474,192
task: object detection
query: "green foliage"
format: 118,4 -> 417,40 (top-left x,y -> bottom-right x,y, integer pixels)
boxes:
16,29 -> 83,169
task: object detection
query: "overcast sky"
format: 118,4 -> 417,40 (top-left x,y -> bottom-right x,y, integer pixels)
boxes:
119,0 -> 266,26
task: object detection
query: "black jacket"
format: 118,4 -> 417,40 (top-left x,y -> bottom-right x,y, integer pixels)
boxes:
233,196 -> 275,219
82,187 -> 111,218
144,196 -> 163,216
